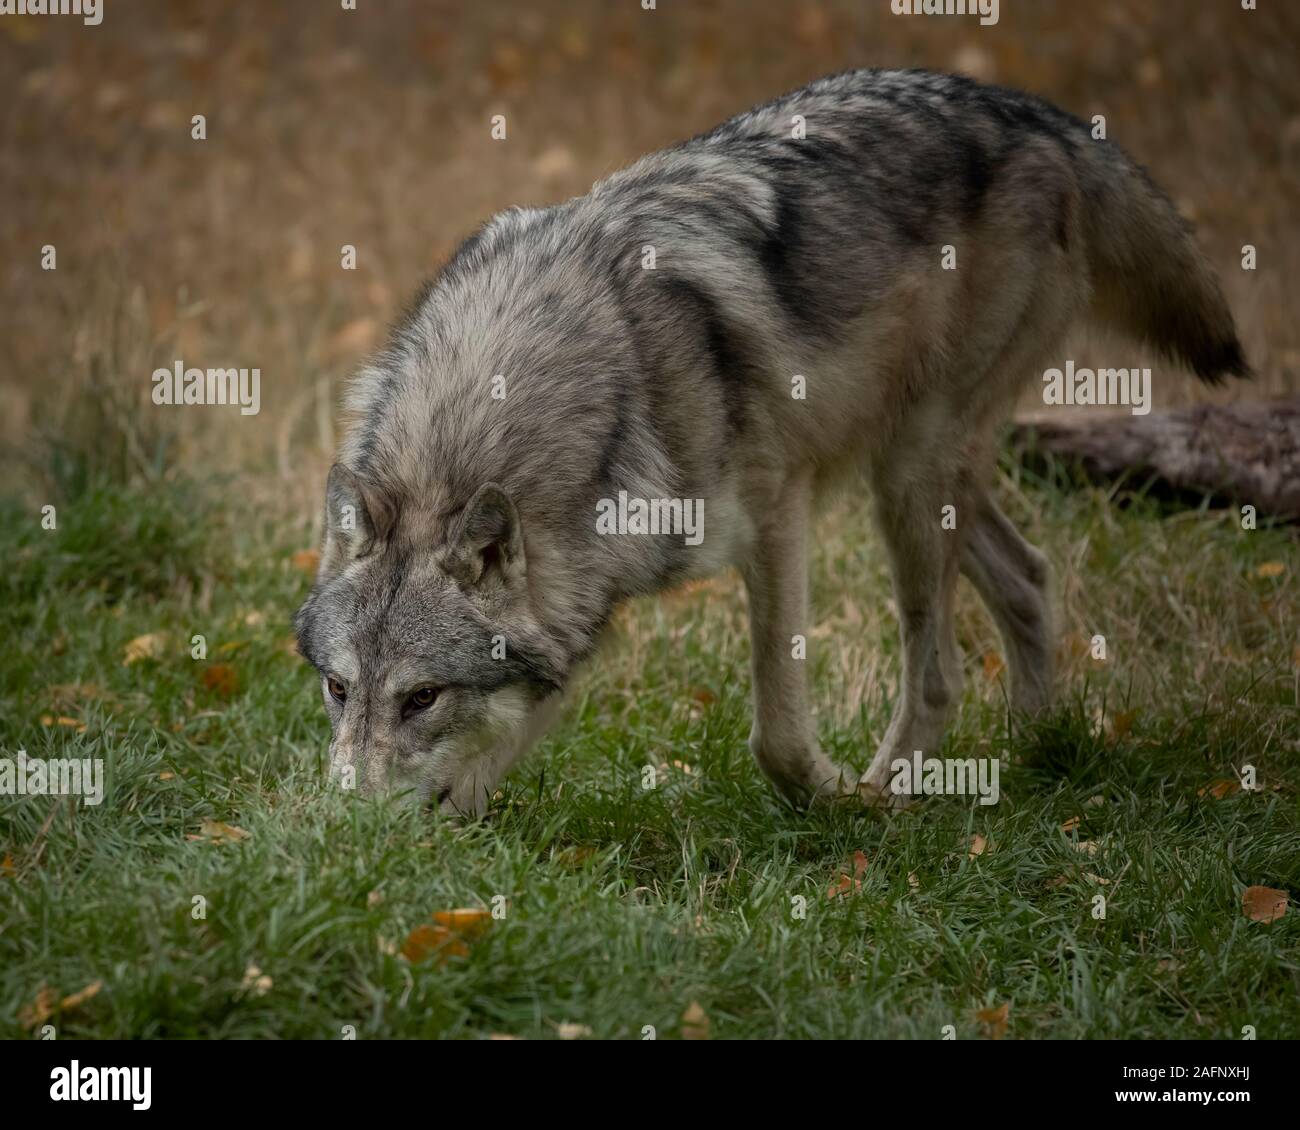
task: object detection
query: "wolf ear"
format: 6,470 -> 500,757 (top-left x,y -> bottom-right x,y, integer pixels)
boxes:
441,482 -> 526,591
321,463 -> 396,570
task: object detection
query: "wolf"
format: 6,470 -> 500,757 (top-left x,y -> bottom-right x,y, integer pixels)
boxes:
295,69 -> 1248,817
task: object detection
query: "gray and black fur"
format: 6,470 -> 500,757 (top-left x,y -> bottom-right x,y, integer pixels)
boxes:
297,68 -> 1248,815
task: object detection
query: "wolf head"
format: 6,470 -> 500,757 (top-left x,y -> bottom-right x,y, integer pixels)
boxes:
294,464 -> 565,817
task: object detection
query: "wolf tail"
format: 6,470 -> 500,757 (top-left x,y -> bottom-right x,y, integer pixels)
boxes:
1075,141 -> 1250,385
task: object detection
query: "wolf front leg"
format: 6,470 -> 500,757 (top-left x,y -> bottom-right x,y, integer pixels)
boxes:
741,471 -> 852,806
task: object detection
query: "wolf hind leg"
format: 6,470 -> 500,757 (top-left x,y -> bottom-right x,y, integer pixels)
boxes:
858,433 -> 968,806
960,493 -> 1053,714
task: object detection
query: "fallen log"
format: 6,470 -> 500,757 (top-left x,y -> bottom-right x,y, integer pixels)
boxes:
1009,397 -> 1300,521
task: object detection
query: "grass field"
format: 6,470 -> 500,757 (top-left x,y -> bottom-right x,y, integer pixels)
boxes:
2,460 -> 1296,1040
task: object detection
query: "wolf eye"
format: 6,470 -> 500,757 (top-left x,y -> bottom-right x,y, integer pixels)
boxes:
408,686 -> 438,711
327,676 -> 347,704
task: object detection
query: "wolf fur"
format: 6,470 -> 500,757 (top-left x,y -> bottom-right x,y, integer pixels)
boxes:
295,68 -> 1248,816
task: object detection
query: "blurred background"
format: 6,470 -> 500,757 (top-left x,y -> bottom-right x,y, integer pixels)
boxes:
1,0 -> 1296,512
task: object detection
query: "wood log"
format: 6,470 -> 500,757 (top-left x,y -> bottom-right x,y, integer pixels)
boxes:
1009,397 -> 1300,521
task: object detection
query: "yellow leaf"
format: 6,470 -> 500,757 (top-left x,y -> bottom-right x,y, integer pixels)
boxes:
1242,886 -> 1288,924
188,819 -> 250,845
123,632 -> 169,665
681,1000 -> 710,1040
1255,561 -> 1285,579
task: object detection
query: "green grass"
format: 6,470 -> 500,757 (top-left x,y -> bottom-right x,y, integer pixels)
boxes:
1,469 -> 1297,1039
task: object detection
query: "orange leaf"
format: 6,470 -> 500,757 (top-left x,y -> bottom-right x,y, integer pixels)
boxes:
1255,561 -> 1285,579
432,907 -> 493,940
968,833 -> 988,858
60,980 -> 103,1012
1198,778 -> 1240,799
291,549 -> 321,575
1110,709 -> 1138,739
1242,886 -> 1288,923
400,924 -> 467,964
975,1001 -> 1010,1040
1,853 -> 15,877
201,664 -> 240,697
18,985 -> 56,1031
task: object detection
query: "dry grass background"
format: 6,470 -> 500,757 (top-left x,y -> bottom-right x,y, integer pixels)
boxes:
1,0 -> 1297,512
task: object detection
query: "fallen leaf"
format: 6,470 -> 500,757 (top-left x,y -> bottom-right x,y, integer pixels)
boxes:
1198,778 -> 1240,799
400,924 -> 467,963
238,965 -> 273,997
689,687 -> 717,707
1083,872 -> 1110,886
1255,561 -> 1285,579
291,548 -> 321,575
1060,816 -> 1081,833
1110,709 -> 1138,739
1,853 -> 15,877
201,664 -> 240,698
18,985 -> 56,1030
681,1000 -> 710,1040
556,1022 -> 592,1040
366,889 -> 384,909
60,980 -> 103,1012
158,771 -> 175,781
123,632 -> 169,665
975,1001 -> 1009,1039
432,907 -> 493,940
1242,885 -> 1288,924
907,871 -> 920,890
188,819 -> 250,845
968,833 -> 988,859
827,850 -> 869,898
1073,840 -> 1100,856
40,715 -> 87,733
982,651 -> 1005,680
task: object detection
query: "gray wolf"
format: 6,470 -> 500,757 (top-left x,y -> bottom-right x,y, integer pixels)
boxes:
295,68 -> 1248,816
